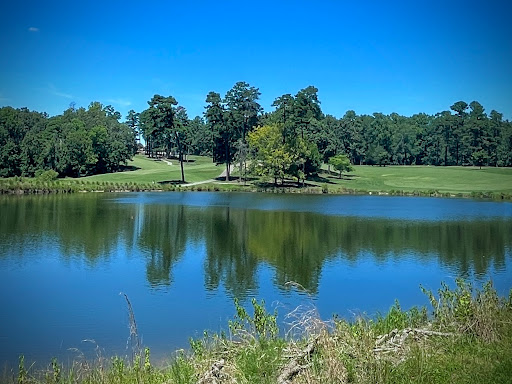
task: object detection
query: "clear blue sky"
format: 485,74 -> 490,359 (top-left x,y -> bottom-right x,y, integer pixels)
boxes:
1,0 -> 511,120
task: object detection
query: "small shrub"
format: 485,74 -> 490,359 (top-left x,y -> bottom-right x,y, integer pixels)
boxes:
373,300 -> 427,335
18,355 -> 27,384
229,298 -> 278,341
35,169 -> 59,182
421,279 -> 506,342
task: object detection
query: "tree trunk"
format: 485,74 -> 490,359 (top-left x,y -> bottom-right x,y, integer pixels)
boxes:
175,132 -> 185,182
180,152 -> 185,182
225,141 -> 230,182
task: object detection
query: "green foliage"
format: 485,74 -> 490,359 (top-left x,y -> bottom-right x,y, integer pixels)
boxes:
421,279 -> 508,342
234,339 -> 284,383
247,124 -> 321,185
328,153 -> 353,177
248,124 -> 294,185
35,169 -> 59,182
204,82 -> 261,181
229,298 -> 278,341
288,136 -> 322,183
267,93 -> 512,168
0,104 -> 136,178
189,336 -> 205,357
46,357 -> 61,384
18,355 -> 26,384
140,94 -> 189,182
6,280 -> 512,384
373,300 -> 428,335
472,149 -> 488,168
2,92 -> 512,185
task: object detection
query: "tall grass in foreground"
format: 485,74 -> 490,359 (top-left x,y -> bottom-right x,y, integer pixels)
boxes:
5,280 -> 512,384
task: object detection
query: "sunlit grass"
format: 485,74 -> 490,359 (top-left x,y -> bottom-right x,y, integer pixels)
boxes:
318,165 -> 512,194
76,155 -> 222,184
1,157 -> 511,197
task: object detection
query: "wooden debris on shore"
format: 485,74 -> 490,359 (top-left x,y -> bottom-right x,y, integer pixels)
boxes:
197,359 -> 229,384
374,327 -> 455,357
278,336 -> 319,384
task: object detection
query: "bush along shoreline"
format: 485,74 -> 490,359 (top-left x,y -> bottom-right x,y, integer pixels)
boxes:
1,177 -> 511,201
5,280 -> 512,384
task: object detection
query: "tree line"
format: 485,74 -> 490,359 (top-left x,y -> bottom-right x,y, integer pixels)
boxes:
1,82 -> 511,179
0,102 -> 137,177
138,82 -> 512,184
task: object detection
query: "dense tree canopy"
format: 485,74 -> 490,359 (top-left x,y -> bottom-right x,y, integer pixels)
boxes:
248,124 -> 293,185
0,103 -> 136,177
262,93 -> 512,169
139,94 -> 190,182
205,82 -> 262,181
329,154 -> 353,178
1,85 -> 511,180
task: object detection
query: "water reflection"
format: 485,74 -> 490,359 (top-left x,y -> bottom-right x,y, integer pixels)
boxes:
1,194 -> 510,296
0,194 -> 135,262
138,204 -> 188,286
203,207 -> 258,297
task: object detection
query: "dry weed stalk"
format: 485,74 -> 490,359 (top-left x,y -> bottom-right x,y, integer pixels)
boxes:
120,292 -> 142,363
279,282 -> 348,383
67,339 -> 110,383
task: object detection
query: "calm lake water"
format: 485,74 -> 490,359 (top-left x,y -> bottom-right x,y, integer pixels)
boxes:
1,192 -> 511,367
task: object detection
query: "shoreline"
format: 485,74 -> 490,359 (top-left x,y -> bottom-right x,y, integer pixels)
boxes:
1,179 -> 511,201
3,280 -> 512,384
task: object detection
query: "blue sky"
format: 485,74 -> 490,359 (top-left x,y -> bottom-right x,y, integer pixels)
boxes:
1,0 -> 511,120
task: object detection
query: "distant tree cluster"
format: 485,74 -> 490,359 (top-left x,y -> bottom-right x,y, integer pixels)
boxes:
262,98 -> 512,168
204,81 -> 263,181
2,85 -> 511,181
0,102 -> 137,177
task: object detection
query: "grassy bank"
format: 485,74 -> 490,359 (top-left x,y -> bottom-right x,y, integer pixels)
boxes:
1,155 -> 511,199
77,155 -> 222,184
5,280 -> 512,383
318,165 -> 512,195
0,155 -> 222,194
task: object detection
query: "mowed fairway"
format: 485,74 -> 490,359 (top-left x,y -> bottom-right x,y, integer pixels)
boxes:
320,166 -> 512,194
64,156 -> 512,195
77,154 -> 222,184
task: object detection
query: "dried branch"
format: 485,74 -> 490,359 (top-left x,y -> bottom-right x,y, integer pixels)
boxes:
278,336 -> 318,384
197,359 -> 226,384
374,327 -> 455,355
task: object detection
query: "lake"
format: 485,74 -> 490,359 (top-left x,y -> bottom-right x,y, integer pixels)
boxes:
1,192 -> 511,367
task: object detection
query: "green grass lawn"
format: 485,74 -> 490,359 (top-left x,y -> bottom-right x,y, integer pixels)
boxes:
3,156 -> 511,196
76,154 -> 222,184
318,165 -> 512,194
